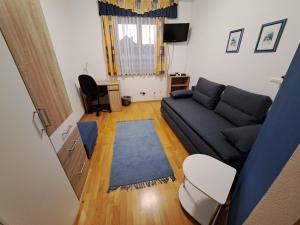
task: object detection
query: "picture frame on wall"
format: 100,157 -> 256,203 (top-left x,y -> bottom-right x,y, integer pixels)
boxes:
226,28 -> 244,53
255,19 -> 287,53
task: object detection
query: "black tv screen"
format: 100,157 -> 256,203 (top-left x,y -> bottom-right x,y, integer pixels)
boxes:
163,23 -> 190,43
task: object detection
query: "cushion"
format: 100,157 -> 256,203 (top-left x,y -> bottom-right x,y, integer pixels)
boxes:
171,89 -> 193,99
77,121 -> 98,159
162,97 -> 243,161
192,77 -> 225,109
215,86 -> 272,126
222,125 -> 262,153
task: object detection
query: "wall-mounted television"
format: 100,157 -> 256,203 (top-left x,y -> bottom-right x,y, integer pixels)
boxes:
163,23 -> 190,43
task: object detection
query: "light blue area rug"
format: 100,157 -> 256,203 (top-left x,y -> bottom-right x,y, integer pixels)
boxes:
108,120 -> 175,192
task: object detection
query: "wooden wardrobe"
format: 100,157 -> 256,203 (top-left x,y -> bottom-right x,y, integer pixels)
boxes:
0,0 -> 72,135
0,0 -> 89,199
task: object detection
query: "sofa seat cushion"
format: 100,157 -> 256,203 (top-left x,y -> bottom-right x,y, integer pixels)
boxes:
162,97 -> 242,161
215,86 -> 272,126
192,78 -> 225,110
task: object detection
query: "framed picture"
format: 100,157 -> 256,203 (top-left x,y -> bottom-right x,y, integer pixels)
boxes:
255,19 -> 287,53
226,28 -> 244,53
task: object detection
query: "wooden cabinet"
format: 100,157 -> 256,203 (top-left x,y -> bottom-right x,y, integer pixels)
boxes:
0,31 -> 79,225
108,87 -> 122,112
58,127 -> 89,199
167,75 -> 191,96
97,80 -> 122,112
0,0 -> 72,135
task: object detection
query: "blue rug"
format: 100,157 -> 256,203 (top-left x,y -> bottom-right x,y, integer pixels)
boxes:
108,120 -> 175,192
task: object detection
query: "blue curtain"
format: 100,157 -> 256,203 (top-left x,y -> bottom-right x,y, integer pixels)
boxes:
229,44 -> 300,225
98,2 -> 178,18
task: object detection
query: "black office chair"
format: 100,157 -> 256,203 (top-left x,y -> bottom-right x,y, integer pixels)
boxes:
78,74 -> 111,117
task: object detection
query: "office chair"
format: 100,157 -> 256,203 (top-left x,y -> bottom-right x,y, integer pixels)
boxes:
78,74 -> 111,117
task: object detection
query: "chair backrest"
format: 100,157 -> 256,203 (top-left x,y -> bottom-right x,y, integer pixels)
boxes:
78,74 -> 99,96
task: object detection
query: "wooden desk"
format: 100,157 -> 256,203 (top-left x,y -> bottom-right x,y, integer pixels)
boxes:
97,80 -> 122,112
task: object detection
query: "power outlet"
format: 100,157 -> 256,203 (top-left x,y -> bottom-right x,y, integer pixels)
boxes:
140,92 -> 146,95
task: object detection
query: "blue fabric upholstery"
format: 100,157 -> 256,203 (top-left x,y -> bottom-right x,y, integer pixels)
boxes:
77,121 -> 98,159
171,89 -> 193,99
162,97 -> 242,162
222,125 -> 262,153
192,77 -> 225,109
161,81 -> 272,169
215,86 -> 272,126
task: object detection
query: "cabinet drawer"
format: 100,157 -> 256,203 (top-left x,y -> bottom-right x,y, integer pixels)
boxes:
57,127 -> 82,179
107,84 -> 119,91
69,149 -> 89,199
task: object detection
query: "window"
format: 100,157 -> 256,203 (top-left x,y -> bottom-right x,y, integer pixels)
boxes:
114,17 -> 158,75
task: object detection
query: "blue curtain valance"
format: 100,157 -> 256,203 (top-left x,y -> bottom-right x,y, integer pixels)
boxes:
98,1 -> 178,18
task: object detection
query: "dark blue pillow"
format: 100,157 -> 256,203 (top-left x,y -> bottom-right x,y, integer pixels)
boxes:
192,77 -> 225,109
171,89 -> 193,99
222,125 -> 262,153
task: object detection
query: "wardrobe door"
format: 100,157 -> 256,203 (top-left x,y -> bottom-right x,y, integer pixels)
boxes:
0,0 -> 72,135
0,32 -> 78,225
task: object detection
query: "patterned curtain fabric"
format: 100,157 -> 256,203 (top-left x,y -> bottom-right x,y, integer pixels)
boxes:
155,18 -> 165,74
102,16 -> 166,76
102,16 -> 119,76
99,0 -> 178,18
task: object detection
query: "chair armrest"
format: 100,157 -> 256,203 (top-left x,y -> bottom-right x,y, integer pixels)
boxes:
171,89 -> 193,99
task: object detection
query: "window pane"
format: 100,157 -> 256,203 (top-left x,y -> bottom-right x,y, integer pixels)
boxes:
142,25 -> 156,45
113,17 -> 158,75
118,24 -> 137,43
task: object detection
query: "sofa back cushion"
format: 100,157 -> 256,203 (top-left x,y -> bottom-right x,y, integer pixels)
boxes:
215,86 -> 272,126
192,77 -> 225,109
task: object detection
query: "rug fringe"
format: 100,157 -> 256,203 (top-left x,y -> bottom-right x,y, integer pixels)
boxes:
107,175 -> 176,193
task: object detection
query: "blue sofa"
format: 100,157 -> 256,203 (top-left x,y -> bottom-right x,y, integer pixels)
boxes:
161,78 -> 272,169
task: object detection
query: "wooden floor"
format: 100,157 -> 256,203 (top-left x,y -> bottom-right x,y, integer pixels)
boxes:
74,101 -> 197,225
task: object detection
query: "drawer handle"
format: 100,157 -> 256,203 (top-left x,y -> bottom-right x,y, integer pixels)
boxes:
37,108 -> 52,128
68,139 -> 78,152
62,125 -> 73,139
77,162 -> 86,175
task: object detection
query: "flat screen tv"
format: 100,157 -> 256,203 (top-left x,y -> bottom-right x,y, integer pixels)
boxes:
163,23 -> 190,43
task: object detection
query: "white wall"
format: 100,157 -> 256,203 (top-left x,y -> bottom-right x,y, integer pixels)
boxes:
166,0 -> 193,74
42,0 -> 193,104
187,0 -> 300,99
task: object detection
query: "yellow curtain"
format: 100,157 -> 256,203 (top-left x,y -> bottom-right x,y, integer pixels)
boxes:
155,18 -> 166,75
102,16 -> 119,76
102,16 -> 166,76
99,0 -> 179,15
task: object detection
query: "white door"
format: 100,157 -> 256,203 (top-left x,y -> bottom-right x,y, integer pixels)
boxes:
0,33 -> 79,225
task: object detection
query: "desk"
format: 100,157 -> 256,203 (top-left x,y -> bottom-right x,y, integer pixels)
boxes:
96,80 -> 122,112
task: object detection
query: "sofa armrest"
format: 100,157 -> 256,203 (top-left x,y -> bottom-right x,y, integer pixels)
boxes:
192,86 -> 196,91
171,89 -> 193,99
